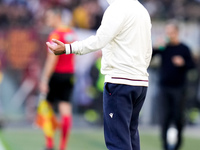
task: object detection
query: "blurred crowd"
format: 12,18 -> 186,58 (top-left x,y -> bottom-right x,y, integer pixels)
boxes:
141,0 -> 200,21
0,0 -> 105,30
0,0 -> 200,30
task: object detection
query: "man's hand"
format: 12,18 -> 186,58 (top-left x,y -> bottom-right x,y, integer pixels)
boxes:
46,39 -> 65,55
172,55 -> 185,67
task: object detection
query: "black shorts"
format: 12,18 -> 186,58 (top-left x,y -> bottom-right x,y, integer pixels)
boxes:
47,73 -> 74,104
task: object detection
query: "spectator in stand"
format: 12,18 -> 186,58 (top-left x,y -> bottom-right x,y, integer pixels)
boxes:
72,0 -> 103,30
72,0 -> 90,29
0,3 -> 9,28
86,0 -> 103,30
4,1 -> 33,27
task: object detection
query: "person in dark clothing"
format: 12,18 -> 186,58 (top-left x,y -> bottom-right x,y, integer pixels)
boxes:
153,23 -> 195,150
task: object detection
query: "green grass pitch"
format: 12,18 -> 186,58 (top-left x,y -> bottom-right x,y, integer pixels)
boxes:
0,128 -> 199,150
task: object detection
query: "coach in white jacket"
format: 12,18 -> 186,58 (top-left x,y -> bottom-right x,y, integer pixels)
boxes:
47,0 -> 152,149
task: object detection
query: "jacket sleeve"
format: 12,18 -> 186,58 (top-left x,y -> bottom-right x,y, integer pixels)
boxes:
65,5 -> 125,55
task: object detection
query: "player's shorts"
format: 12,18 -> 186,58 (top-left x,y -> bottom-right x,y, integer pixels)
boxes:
47,73 -> 74,104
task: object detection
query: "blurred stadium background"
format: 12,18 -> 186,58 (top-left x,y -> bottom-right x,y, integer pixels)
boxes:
0,0 -> 200,150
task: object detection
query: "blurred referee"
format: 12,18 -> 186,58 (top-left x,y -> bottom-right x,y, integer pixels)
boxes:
47,0 -> 152,150
40,7 -> 76,150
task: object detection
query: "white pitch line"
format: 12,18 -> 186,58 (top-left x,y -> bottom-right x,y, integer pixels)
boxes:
0,139 -> 5,150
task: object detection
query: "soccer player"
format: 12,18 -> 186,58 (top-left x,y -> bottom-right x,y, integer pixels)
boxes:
39,7 -> 76,150
153,22 -> 195,150
47,0 -> 152,150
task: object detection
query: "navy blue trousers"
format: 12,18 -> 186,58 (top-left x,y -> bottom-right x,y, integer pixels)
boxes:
103,83 -> 147,150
